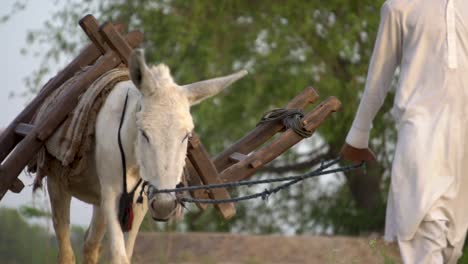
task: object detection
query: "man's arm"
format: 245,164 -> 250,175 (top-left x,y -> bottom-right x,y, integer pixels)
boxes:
342,2 -> 402,162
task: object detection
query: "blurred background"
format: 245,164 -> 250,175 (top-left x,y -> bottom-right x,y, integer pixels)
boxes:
1,0 -> 463,263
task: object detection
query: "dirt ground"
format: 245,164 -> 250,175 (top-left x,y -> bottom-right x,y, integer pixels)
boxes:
133,232 -> 401,264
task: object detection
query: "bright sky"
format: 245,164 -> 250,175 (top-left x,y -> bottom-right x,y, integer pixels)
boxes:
0,0 -> 92,227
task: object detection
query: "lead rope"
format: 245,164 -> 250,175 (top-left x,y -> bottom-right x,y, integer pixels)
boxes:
154,158 -> 364,204
117,90 -> 143,232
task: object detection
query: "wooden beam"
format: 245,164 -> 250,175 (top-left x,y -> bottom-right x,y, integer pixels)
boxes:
100,22 -> 134,66
79,15 -> 126,54
184,158 -> 210,210
220,97 -> 341,183
187,134 -> 236,219
0,30 -> 144,200
9,179 -> 24,193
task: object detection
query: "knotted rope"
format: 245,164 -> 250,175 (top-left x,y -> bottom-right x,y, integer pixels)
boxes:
258,108 -> 312,138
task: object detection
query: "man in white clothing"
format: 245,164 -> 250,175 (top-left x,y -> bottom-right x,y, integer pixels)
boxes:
341,0 -> 468,263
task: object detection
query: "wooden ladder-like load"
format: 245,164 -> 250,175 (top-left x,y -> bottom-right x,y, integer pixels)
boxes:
0,15 -> 143,199
0,14 -> 341,222
185,87 -> 341,219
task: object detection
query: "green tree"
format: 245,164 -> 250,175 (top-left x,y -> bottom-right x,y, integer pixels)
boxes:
19,0 -> 395,235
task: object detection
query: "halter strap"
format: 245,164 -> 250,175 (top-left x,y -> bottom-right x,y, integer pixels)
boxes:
118,90 -> 143,199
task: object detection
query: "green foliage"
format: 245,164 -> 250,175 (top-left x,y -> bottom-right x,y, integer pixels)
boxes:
460,247 -> 468,264
0,207 -> 57,263
0,207 -> 86,263
20,0 -> 399,235
19,205 -> 52,218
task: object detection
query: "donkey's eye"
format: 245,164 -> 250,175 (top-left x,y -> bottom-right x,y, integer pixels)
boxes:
140,130 -> 150,143
182,132 -> 192,143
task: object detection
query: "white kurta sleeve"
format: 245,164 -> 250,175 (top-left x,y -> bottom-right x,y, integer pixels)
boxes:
346,2 -> 402,148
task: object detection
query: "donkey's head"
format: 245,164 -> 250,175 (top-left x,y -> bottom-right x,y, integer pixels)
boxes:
129,49 -> 246,221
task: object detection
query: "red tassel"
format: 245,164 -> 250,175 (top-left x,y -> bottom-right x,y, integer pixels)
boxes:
125,206 -> 134,231
119,193 -> 135,232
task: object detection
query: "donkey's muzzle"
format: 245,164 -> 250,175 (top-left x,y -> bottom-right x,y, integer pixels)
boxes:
148,192 -> 178,221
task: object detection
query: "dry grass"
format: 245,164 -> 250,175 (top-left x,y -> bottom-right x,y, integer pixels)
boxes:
132,232 -> 401,264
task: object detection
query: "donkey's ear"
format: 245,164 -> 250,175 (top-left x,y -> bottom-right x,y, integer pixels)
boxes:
129,49 -> 148,88
182,70 -> 248,105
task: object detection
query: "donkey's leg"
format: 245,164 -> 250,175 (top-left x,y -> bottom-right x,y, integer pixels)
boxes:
95,117 -> 131,263
125,195 -> 148,260
100,185 -> 129,264
83,205 -> 106,264
95,142 -> 129,263
47,177 -> 75,264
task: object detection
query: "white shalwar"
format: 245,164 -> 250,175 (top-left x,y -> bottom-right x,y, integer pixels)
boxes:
346,0 -> 468,262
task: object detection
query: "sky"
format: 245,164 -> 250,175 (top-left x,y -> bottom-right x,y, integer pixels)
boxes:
0,0 -> 92,227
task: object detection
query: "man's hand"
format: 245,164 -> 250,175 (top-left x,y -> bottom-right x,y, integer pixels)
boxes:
340,143 -> 377,164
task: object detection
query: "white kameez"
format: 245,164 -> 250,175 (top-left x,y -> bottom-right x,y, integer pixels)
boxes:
345,0 -> 468,245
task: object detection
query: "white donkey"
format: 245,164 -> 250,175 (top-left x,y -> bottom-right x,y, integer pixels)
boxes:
47,49 -> 247,264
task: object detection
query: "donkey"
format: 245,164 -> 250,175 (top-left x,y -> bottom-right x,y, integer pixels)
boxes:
47,49 -> 247,264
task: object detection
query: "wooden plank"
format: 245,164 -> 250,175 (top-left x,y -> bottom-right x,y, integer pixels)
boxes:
79,15 -> 107,54
9,179 -> 24,193
213,87 -> 319,172
187,134 -> 236,219
220,97 -> 341,183
184,159 -> 210,210
79,15 -> 126,54
0,17 -> 126,164
302,98 -> 340,131
0,31 -> 144,200
14,123 -> 33,137
100,22 -> 133,65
